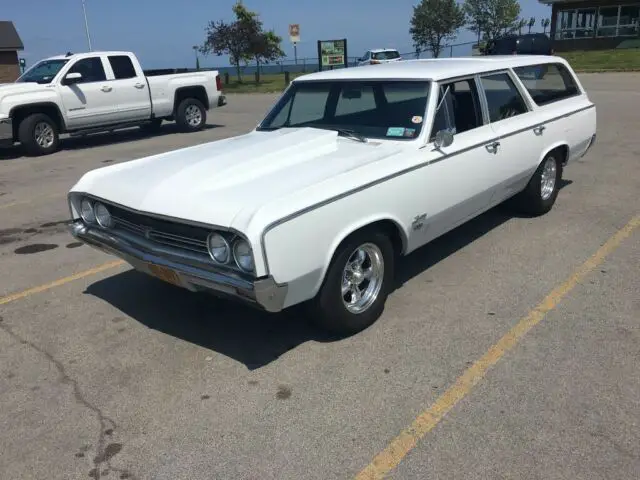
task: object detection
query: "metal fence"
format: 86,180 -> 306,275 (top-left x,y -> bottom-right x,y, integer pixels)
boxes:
206,40 -> 479,76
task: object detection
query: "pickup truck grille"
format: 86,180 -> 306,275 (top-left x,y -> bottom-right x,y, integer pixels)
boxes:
108,204 -> 210,256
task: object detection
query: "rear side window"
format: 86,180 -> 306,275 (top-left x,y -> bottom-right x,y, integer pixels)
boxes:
108,55 -> 137,79
513,63 -> 580,106
480,73 -> 529,122
372,50 -> 400,60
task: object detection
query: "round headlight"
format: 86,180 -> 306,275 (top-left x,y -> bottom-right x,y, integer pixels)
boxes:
94,202 -> 113,228
80,198 -> 96,224
207,233 -> 230,263
233,239 -> 254,272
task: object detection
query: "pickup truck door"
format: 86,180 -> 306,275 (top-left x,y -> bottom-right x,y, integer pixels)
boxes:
104,54 -> 152,122
478,70 -> 544,205
57,55 -> 120,128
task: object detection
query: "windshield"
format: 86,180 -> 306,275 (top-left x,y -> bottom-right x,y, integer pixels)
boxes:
16,59 -> 69,84
372,50 -> 400,60
258,79 -> 430,141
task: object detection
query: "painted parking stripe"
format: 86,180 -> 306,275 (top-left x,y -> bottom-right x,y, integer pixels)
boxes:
355,214 -> 640,480
0,260 -> 125,306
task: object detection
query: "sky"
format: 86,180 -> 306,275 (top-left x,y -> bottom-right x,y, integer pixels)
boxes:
4,0 -> 552,69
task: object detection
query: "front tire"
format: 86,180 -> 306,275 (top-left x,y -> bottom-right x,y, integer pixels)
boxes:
18,113 -> 60,156
310,229 -> 395,336
514,152 -> 563,216
175,98 -> 206,132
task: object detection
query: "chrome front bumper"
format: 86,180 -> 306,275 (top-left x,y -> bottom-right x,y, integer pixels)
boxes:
68,220 -> 287,312
0,117 -> 13,146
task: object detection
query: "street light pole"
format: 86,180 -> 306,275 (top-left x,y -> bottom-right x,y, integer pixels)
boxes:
192,46 -> 200,70
81,0 -> 93,51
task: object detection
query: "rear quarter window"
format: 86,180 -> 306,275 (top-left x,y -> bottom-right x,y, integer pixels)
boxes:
513,63 -> 580,106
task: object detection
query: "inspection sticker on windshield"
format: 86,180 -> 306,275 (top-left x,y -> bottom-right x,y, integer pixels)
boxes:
403,128 -> 416,137
411,115 -> 423,124
386,127 -> 406,137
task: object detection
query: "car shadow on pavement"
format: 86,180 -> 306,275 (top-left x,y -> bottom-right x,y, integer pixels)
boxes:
84,270 -> 332,370
84,179 -> 573,369
0,123 -> 223,160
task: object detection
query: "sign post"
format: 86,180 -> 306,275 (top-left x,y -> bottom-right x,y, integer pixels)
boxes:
289,24 -> 300,65
317,39 -> 348,71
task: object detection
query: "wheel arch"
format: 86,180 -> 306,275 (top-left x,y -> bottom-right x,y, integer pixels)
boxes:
9,102 -> 66,140
311,216 -> 408,299
538,142 -> 569,168
173,86 -> 209,114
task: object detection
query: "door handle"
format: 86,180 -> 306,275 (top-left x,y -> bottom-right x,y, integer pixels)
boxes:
101,86 -> 112,92
533,125 -> 546,135
134,83 -> 145,89
485,141 -> 500,154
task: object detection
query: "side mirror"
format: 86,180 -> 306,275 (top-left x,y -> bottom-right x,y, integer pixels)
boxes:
434,129 -> 454,149
63,72 -> 82,85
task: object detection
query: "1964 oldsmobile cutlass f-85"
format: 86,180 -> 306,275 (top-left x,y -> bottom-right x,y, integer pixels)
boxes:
68,56 -> 596,335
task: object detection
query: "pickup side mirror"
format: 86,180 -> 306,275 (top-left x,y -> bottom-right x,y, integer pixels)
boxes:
434,129 -> 454,149
63,72 -> 83,85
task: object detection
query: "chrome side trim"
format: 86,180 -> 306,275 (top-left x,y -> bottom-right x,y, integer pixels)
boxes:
259,103 -> 596,274
68,221 -> 287,312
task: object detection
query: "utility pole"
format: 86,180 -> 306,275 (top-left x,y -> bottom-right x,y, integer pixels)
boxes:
192,46 -> 200,70
81,0 -> 93,51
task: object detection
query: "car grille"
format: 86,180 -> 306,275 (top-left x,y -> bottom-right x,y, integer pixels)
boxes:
108,204 -> 211,256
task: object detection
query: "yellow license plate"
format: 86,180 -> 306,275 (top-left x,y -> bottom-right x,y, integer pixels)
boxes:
147,263 -> 182,287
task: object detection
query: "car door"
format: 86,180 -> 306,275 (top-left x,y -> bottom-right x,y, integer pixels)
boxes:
477,70 -> 544,205
57,55 -> 119,128
412,76 -> 506,247
106,54 -> 152,122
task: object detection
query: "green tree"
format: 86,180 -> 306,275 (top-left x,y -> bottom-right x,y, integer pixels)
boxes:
232,3 -> 284,82
410,0 -> 465,58
201,19 -> 252,82
463,0 -> 521,40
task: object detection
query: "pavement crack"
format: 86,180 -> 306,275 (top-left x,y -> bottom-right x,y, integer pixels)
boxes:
0,316 -> 136,479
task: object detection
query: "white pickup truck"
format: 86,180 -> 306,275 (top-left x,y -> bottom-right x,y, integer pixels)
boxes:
0,50 -> 226,156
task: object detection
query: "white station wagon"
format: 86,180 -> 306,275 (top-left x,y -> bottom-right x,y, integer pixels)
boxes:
68,56 -> 597,335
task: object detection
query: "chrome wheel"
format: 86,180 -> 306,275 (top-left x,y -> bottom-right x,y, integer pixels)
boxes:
34,122 -> 55,148
185,105 -> 202,127
341,243 -> 384,314
540,156 -> 557,200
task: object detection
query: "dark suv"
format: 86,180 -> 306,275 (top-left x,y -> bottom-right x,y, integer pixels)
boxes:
484,33 -> 553,56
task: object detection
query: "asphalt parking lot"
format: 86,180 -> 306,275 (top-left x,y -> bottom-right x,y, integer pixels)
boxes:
1,76 -> 639,480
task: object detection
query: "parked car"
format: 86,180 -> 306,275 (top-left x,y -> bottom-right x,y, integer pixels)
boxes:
484,33 -> 553,56
0,51 -> 225,156
67,55 -> 596,335
356,48 -> 402,66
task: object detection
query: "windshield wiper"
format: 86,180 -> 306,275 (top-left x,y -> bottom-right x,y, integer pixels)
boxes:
334,128 -> 368,143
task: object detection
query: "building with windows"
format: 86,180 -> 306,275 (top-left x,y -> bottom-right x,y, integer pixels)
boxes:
0,21 -> 24,82
540,1 -> 640,50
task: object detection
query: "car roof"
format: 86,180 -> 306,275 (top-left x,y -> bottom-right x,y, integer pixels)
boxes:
369,48 -> 399,53
295,55 -> 567,82
42,51 -> 133,61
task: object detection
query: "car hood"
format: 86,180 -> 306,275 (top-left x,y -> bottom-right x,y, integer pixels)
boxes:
0,82 -> 44,95
71,127 -> 405,230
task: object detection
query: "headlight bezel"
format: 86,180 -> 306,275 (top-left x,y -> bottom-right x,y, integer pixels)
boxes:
93,202 -> 114,229
80,198 -> 96,224
207,232 -> 231,264
233,238 -> 255,273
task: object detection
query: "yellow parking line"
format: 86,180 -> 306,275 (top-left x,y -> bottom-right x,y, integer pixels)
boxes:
0,260 -> 125,306
355,214 -> 640,480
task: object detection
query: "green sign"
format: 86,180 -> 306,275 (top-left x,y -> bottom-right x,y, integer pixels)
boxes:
19,58 -> 26,67
317,39 -> 348,70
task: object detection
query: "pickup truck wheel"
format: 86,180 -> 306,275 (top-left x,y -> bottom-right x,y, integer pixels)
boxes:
176,98 -> 206,132
18,113 -> 59,156
515,153 -> 562,216
311,230 -> 394,336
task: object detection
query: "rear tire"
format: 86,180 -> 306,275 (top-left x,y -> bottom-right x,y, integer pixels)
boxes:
513,152 -> 563,216
309,229 -> 395,336
175,98 -> 206,132
18,113 -> 59,156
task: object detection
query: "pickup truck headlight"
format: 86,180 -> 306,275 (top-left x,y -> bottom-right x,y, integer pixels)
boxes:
94,202 -> 113,228
233,239 -> 254,273
207,232 -> 230,263
80,198 -> 96,224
